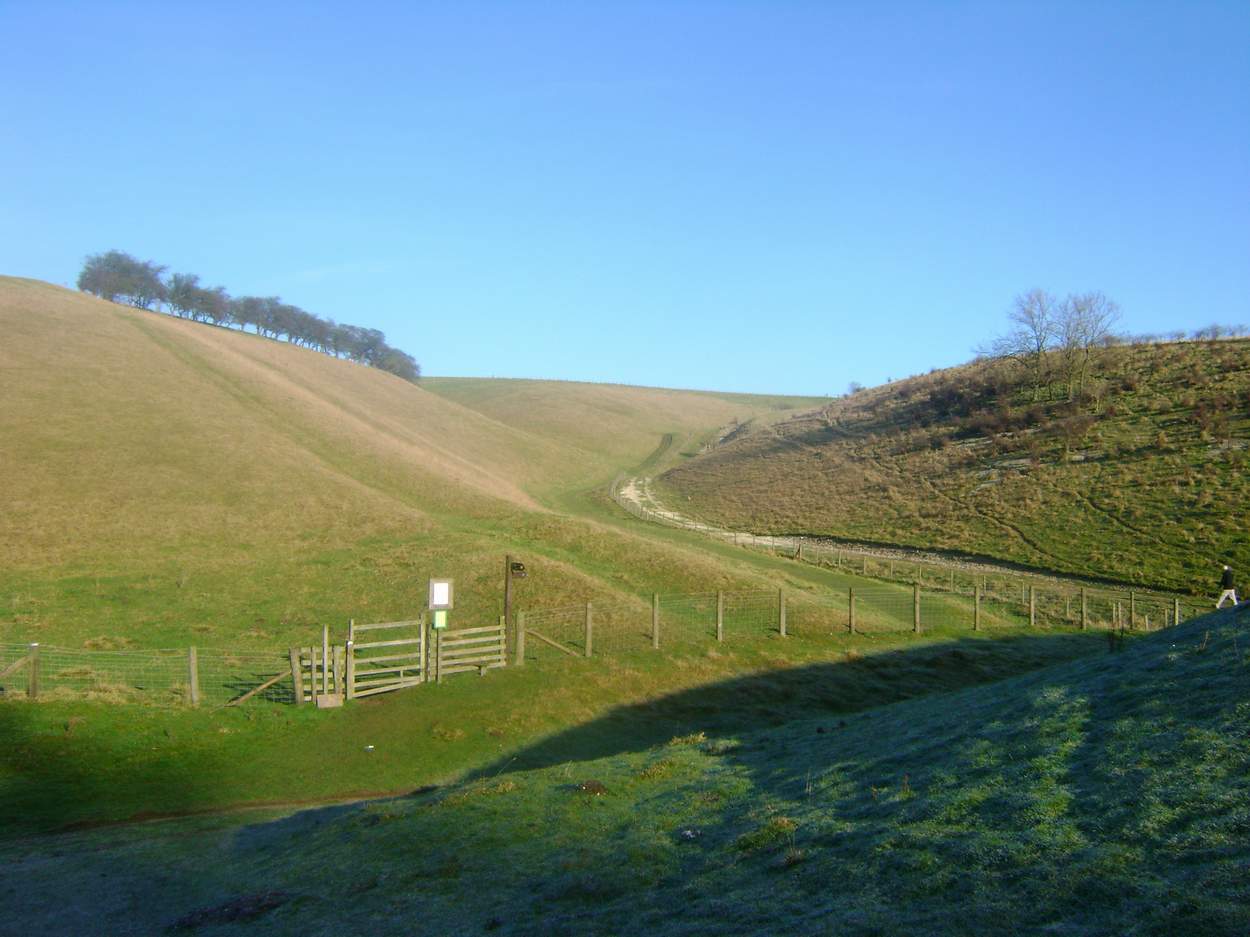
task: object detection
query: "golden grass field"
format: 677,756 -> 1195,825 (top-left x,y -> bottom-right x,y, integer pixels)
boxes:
0,276 -> 821,648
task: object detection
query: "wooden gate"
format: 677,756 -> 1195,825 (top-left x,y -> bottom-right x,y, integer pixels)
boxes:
431,618 -> 507,682
346,618 -> 427,699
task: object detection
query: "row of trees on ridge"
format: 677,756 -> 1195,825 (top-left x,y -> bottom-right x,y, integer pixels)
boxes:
76,250 -> 419,381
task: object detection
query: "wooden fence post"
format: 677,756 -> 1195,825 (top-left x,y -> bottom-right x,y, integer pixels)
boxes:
848,588 -> 856,634
584,603 -> 593,658
1081,589 -> 1088,630
652,594 -> 660,649
333,645 -> 343,696
1129,591 -> 1137,630
1173,597 -> 1181,627
913,583 -> 921,634
863,556 -> 869,575
289,648 -> 303,705
187,646 -> 200,707
28,643 -> 40,700
321,624 -> 330,695
345,642 -> 355,699
516,611 -> 526,666
778,588 -> 787,636
434,627 -> 443,684
716,590 -> 724,643
974,583 -> 981,631
1029,586 -> 1036,628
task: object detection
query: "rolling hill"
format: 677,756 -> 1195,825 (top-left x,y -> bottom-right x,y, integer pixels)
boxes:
659,338 -> 1250,594
0,276 -> 819,649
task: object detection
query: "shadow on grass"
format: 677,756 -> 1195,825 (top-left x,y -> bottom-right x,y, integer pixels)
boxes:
0,702 -> 235,837
464,631 -> 1106,781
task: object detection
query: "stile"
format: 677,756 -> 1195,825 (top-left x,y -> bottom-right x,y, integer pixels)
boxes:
321,624 -> 330,695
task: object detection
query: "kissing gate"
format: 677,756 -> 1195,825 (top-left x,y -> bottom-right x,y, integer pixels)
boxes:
291,614 -> 506,707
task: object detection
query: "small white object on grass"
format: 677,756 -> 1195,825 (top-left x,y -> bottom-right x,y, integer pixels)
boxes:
365,745 -> 375,752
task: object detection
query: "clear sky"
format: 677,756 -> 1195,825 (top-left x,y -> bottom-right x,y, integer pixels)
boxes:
3,1 -> 1247,396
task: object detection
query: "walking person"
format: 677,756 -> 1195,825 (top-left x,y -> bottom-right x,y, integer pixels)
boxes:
1216,565 -> 1239,608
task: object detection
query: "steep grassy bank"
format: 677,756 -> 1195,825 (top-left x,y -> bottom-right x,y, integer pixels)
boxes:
661,339 -> 1250,592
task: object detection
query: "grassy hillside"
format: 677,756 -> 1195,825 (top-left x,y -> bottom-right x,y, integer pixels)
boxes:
660,339 -> 1250,593
422,376 -> 821,495
6,605 -> 1246,934
0,276 -> 811,649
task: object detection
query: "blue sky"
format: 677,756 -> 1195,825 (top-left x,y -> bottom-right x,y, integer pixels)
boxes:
3,1 -> 1247,395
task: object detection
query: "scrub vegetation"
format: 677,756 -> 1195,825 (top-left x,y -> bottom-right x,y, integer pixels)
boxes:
661,334 -> 1250,593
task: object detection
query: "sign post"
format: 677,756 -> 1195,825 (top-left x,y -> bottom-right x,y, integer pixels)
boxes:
430,578 -> 454,630
503,557 -> 526,653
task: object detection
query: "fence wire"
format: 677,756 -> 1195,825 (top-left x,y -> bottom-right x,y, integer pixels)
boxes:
0,643 -> 291,707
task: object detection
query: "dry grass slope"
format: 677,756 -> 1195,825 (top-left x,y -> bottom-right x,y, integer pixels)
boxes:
0,276 -> 817,648
661,339 -> 1250,593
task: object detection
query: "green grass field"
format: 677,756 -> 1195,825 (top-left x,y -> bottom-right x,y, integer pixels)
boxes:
4,606 -> 1246,934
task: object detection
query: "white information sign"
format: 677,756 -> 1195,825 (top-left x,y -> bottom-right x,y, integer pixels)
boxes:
429,578 -> 454,610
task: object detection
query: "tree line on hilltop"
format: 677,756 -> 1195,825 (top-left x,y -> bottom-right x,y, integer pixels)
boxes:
76,250 -> 420,382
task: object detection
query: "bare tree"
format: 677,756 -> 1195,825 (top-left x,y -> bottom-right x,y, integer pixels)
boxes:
1058,291 -> 1120,397
981,289 -> 1058,400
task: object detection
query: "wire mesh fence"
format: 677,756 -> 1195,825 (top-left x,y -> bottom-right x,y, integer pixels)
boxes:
0,643 -> 293,707
0,580 -> 1214,709
610,475 -> 1209,627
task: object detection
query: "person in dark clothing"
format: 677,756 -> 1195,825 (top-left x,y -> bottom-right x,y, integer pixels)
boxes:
1216,565 -> 1239,608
